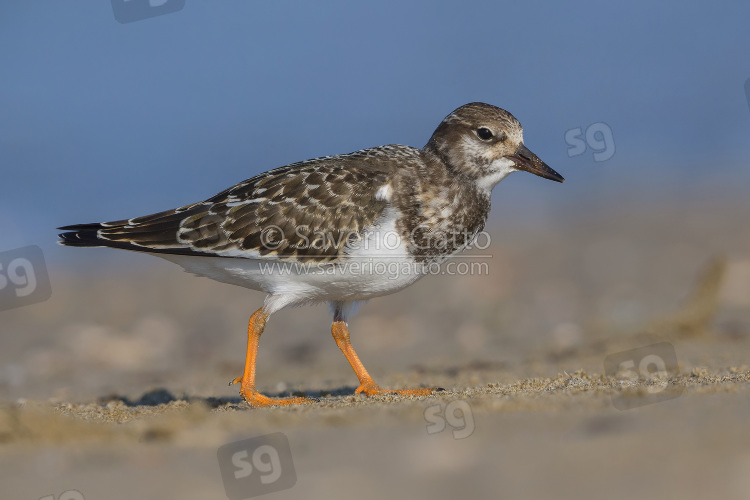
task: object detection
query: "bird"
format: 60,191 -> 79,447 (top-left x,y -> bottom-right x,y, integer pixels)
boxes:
58,102 -> 564,407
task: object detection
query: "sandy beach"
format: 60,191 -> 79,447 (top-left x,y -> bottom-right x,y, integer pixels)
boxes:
1,196 -> 749,500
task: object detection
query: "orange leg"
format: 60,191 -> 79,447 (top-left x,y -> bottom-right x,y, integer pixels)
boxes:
231,308 -> 315,407
331,320 -> 436,397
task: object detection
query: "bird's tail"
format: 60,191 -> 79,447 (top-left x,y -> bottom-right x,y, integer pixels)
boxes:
57,222 -> 111,248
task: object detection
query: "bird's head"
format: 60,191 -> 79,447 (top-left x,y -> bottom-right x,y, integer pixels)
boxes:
424,102 -> 564,192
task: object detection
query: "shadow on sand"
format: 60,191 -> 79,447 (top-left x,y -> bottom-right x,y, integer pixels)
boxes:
97,386 -> 362,408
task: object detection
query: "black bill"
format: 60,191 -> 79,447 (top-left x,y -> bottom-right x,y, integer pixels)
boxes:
508,143 -> 565,183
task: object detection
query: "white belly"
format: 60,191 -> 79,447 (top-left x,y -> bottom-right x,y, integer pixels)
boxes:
155,209 -> 426,305
157,253 -> 424,301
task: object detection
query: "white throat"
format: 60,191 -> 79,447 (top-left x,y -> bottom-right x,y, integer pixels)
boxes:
475,157 -> 516,193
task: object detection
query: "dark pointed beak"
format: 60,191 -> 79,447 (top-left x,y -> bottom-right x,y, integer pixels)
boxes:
508,143 -> 565,183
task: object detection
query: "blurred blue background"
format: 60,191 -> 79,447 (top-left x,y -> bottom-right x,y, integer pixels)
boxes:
1,1 -> 749,261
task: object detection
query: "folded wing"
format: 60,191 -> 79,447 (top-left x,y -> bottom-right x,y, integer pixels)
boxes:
58,148 -> 409,262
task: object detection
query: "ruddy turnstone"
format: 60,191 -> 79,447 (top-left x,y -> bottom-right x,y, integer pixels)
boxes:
59,102 -> 564,407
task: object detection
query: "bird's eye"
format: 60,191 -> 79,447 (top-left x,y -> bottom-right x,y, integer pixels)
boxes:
476,128 -> 494,141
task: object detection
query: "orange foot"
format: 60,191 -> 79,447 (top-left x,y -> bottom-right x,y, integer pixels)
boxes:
231,377 -> 317,407
355,381 -> 441,397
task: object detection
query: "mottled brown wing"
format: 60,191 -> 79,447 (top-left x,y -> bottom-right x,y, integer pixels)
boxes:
58,147 -> 412,261
177,158 -> 392,261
